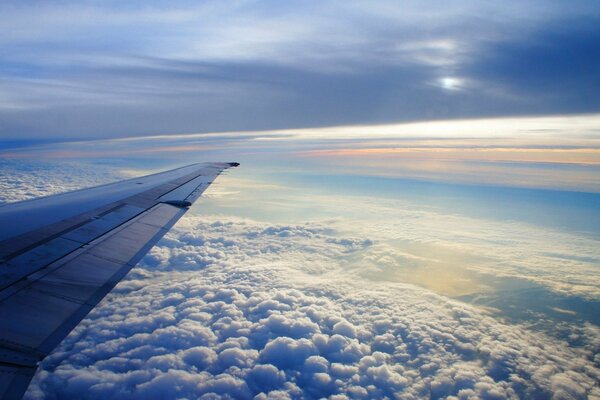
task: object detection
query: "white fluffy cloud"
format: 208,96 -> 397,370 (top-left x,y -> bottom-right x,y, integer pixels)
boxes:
23,215 -> 600,399
201,173 -> 600,301
2,160 -> 598,399
0,159 -> 125,203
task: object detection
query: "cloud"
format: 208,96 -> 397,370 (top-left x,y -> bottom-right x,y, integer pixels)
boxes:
21,214 -> 600,399
0,159 -> 126,203
2,158 -> 597,399
466,19 -> 600,113
1,1 -> 599,138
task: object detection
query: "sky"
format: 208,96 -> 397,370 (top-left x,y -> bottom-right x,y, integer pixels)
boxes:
1,1 -> 600,398
1,0 -> 600,139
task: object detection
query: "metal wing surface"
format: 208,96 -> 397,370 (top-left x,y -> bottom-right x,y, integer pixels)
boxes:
0,162 -> 238,399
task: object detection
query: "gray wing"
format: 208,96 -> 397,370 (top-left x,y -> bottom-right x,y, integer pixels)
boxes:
0,162 -> 238,400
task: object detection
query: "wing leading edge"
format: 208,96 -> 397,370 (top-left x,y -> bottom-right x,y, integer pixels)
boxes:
0,162 -> 238,399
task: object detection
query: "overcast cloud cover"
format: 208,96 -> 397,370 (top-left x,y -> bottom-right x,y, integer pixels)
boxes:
1,0 -> 599,139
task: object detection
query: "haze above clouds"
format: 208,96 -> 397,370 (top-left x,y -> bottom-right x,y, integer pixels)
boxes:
3,114 -> 600,193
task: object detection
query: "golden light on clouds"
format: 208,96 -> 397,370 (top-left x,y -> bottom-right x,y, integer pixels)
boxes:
277,113 -> 600,142
301,146 -> 600,165
1,114 -> 599,192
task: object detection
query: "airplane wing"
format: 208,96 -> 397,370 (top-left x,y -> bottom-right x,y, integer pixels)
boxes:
0,162 -> 238,400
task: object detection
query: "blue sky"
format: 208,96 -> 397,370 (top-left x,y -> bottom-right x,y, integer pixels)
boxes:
1,0 -> 599,139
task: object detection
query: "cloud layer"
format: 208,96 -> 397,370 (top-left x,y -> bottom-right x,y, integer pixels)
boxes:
1,1 -> 599,138
2,158 -> 598,399
23,215 -> 600,399
0,159 -> 125,203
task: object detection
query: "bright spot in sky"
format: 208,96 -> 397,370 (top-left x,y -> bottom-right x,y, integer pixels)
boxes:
438,77 -> 463,91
